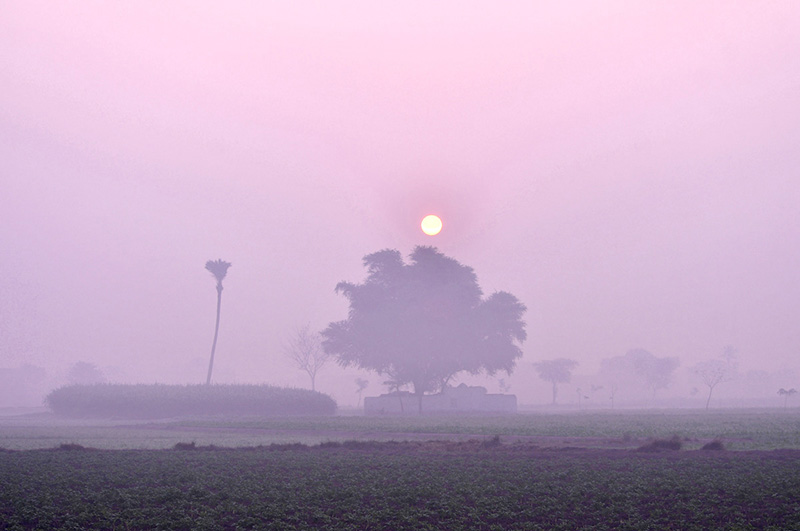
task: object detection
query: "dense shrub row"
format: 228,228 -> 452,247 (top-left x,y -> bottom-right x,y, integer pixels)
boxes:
45,384 -> 337,418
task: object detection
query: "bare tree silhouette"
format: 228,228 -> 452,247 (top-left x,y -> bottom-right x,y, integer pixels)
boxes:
283,324 -> 330,391
694,359 -> 733,409
205,259 -> 231,385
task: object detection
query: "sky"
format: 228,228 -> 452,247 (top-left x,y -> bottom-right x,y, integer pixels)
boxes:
2,1 -> 799,406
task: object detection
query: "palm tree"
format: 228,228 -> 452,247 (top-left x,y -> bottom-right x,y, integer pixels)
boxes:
205,259 -> 231,385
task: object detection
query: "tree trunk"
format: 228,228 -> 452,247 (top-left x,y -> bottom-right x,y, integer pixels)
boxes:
206,285 -> 223,385
705,385 -> 714,410
551,380 -> 557,405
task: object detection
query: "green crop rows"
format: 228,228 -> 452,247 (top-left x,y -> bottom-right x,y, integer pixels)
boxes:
1,444 -> 799,530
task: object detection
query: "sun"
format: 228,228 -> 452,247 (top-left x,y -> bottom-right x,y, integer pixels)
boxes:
420,214 -> 443,236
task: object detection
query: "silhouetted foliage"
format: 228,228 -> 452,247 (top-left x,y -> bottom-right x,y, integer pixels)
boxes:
283,324 -> 330,391
701,439 -> 725,451
599,349 -> 679,404
322,247 -> 526,412
204,259 -> 231,385
637,436 -> 682,452
533,358 -> 578,404
482,435 -> 502,448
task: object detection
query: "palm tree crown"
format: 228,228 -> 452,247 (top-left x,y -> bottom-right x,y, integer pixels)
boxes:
205,259 -> 231,291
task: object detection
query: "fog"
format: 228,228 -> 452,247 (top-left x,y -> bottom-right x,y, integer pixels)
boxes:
2,2 -> 799,409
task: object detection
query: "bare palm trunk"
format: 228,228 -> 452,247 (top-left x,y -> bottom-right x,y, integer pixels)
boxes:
206,285 -> 223,385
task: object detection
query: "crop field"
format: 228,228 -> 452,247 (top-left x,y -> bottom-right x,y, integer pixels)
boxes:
2,408 -> 799,450
1,409 -> 799,529
2,442 -> 800,530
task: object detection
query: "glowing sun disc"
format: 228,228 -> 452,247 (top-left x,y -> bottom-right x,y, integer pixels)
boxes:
421,215 -> 443,236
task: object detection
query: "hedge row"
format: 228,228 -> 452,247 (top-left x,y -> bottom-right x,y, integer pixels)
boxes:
45,384 -> 337,419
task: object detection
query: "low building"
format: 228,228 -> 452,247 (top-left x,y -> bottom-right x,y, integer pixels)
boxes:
364,383 -> 517,415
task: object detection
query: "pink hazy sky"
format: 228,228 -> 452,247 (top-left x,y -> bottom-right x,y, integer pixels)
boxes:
2,2 -> 799,404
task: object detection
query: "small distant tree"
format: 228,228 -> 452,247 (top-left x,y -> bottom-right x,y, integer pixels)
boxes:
205,259 -> 231,385
355,377 -> 369,408
283,324 -> 331,392
533,358 -> 578,405
778,388 -> 797,410
575,387 -> 589,409
609,383 -> 618,409
599,349 -> 679,406
693,357 -> 735,409
67,362 -> 105,385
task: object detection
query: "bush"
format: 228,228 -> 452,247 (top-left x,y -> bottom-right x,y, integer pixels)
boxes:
701,439 -> 725,451
637,436 -> 682,452
56,443 -> 89,451
482,435 -> 502,448
45,383 -> 337,419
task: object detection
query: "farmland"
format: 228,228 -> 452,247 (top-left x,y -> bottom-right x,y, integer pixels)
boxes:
1,409 -> 800,529
2,408 -> 799,450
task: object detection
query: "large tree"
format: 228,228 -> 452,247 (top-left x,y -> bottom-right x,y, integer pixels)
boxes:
322,246 -> 526,412
533,358 -> 578,405
205,259 -> 231,385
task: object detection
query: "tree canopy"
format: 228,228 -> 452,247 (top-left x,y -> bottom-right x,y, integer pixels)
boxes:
322,246 -> 527,396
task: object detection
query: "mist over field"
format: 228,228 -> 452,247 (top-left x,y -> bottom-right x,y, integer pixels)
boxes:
2,2 -> 800,411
